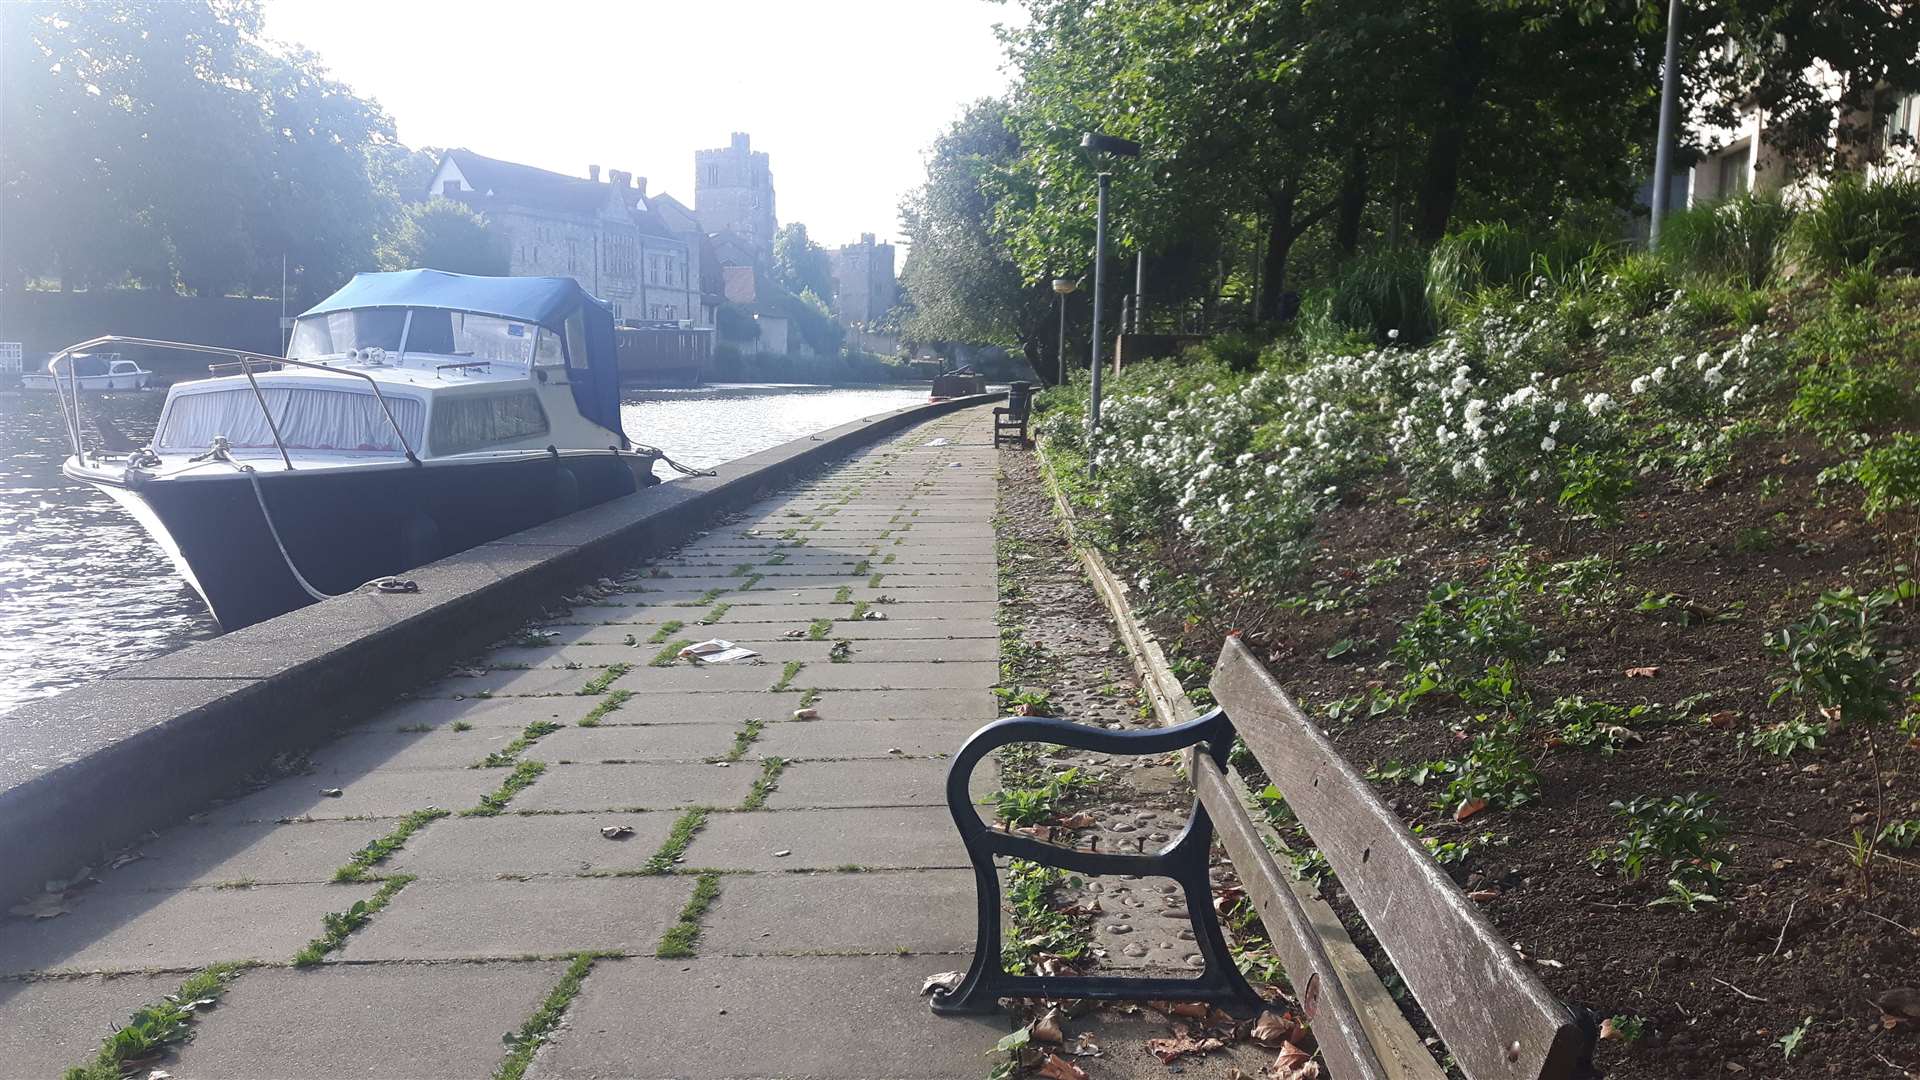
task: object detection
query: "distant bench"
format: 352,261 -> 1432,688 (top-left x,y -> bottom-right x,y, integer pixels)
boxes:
932,636 -> 1594,1080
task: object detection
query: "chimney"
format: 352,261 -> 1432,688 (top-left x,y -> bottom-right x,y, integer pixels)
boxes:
608,169 -> 631,191
861,232 -> 875,246
588,165 -> 601,182
633,175 -> 647,196
731,132 -> 750,152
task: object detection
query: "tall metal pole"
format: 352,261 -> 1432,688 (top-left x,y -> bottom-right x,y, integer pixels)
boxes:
1648,0 -> 1683,250
1057,293 -> 1068,380
1088,172 -> 1110,482
1132,250 -> 1145,332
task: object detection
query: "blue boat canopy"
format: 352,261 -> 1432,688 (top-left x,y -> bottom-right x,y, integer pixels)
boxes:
301,269 -> 627,445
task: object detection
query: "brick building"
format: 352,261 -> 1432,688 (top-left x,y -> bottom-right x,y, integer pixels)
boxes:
829,233 -> 897,324
426,150 -> 703,325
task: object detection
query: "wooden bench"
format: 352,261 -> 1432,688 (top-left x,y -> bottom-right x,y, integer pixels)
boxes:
993,381 -> 1034,448
932,636 -> 1594,1080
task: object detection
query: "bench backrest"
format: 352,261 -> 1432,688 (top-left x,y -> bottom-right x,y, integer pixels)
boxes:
1210,637 -> 1589,1080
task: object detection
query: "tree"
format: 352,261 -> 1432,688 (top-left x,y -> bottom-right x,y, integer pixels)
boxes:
378,198 -> 509,276
899,99 -> 1065,383
772,223 -> 836,307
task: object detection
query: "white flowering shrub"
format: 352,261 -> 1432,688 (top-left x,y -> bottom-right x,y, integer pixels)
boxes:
1035,295 -> 1791,614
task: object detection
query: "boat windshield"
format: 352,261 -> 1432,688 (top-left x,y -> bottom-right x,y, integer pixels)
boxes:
155,387 -> 426,455
288,308 -> 561,366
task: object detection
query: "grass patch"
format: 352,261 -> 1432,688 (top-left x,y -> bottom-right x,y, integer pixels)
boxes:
701,602 -> 732,624
474,720 -> 563,768
578,688 -> 632,727
740,573 -> 764,591
463,761 -> 547,816
676,588 -> 726,608
451,720 -> 473,732
642,808 -> 710,874
797,688 -> 821,708
293,876 -> 412,966
576,663 -> 630,695
850,600 -> 871,620
852,560 -> 871,576
654,872 -> 723,958
741,757 -> 787,810
647,620 -> 685,644
868,573 -> 883,589
882,553 -> 896,564
650,639 -> 691,667
806,618 -> 833,640
771,660 -> 804,692
333,807 -> 449,882
833,585 -> 853,604
396,722 -> 432,733
713,717 -> 765,763
62,963 -> 241,1079
492,951 -> 606,1080
729,563 -> 754,577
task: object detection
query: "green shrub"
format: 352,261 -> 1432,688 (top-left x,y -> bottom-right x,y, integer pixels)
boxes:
1592,793 -> 1731,886
1790,359 -> 1914,445
1428,222 -> 1538,316
1182,326 -> 1276,372
1789,173 -> 1920,275
1857,432 -> 1920,520
1656,193 -> 1794,288
1326,248 -> 1437,344
1603,252 -> 1673,318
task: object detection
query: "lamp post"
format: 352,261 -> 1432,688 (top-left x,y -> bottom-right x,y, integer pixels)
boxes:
1648,0 -> 1683,249
1080,131 -> 1141,480
1052,278 -> 1077,385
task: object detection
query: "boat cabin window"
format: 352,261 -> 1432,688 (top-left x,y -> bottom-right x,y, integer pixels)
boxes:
403,310 -> 548,365
155,387 -> 426,454
429,390 -> 549,455
288,309 -> 407,360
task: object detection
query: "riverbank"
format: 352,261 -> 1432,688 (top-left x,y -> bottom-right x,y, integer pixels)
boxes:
0,383 -> 937,716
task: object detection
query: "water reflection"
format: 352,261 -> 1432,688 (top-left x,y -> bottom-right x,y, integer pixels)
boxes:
0,382 -> 935,718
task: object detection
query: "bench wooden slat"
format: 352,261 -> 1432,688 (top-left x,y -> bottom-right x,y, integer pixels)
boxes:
1211,638 -> 1589,1080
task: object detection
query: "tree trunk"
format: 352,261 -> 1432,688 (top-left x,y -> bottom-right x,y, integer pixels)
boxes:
1335,146 -> 1371,256
1024,335 -> 1059,387
1414,19 -> 1486,244
1255,187 -> 1297,323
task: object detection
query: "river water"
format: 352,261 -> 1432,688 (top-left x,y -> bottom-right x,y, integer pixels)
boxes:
0,383 -> 934,717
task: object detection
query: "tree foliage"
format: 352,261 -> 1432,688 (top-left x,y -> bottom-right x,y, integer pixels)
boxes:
900,99 -> 1063,382
2,0 -> 399,300
378,198 -> 509,276
772,222 -> 836,307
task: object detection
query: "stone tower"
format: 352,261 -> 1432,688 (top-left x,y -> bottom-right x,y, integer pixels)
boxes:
830,233 -> 897,324
694,133 -> 777,267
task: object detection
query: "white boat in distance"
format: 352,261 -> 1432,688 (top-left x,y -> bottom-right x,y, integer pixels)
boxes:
52,269 -> 663,630
22,353 -> 152,392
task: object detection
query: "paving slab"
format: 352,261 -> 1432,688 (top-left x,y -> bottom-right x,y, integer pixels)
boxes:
512,761 -> 758,812
541,955 -> 1008,1080
765,758 -> 990,809
538,722 -> 742,764
201,764 -> 499,823
753,718 -> 982,760
388,811 -> 677,880
679,807 -> 967,871
701,869 -> 976,956
355,694 -> 603,732
608,663 -> 783,694
90,819 -> 385,892
0,972 -> 182,1077
420,663 -> 606,698
307,725 -> 516,772
167,961 -> 564,1078
793,688 -> 998,722
577,690 -> 788,725
798,659 -> 999,690
344,875 -> 690,960
0,882 -> 366,976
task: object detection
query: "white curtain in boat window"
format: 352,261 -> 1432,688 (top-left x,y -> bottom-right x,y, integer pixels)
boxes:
429,391 -> 549,455
156,387 -> 425,453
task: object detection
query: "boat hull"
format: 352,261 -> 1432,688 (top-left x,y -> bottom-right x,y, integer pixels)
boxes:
78,452 -> 654,630
22,372 -> 151,392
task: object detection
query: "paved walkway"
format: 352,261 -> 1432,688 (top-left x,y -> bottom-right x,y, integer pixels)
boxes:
0,407 -> 1012,1079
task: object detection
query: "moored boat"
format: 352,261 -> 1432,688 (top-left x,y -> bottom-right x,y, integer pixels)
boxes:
54,269 -> 661,630
23,353 -> 152,392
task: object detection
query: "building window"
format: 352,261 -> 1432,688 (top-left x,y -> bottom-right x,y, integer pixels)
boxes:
1718,148 -> 1749,196
705,164 -> 720,186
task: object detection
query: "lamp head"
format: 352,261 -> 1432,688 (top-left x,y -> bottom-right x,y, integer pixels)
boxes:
1052,278 -> 1078,295
1079,132 -> 1142,158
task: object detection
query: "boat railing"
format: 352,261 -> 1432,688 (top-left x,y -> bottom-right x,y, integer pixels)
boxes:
49,335 -> 422,470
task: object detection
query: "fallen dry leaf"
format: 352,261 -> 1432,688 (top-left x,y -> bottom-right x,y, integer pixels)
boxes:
1249,1010 -> 1302,1048
1706,710 -> 1741,730
1876,987 -> 1920,1030
1054,813 -> 1097,829
1035,1053 -> 1088,1080
1454,797 -> 1489,822
1032,1008 -> 1065,1044
1624,666 -> 1661,678
1599,1017 -> 1628,1040
1467,888 -> 1502,902
919,971 -> 963,996
599,825 -> 633,840
1147,1030 -> 1225,1064
1151,1001 -> 1213,1019
1270,1041 -> 1321,1080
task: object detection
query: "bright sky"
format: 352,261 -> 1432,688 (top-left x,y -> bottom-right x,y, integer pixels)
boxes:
261,0 -> 1021,250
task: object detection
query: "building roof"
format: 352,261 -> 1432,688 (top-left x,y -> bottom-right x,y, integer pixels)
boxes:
442,150 -> 612,215
650,192 -> 699,234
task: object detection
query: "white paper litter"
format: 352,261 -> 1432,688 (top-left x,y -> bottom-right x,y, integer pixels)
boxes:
925,437 -> 951,446
678,639 -> 759,663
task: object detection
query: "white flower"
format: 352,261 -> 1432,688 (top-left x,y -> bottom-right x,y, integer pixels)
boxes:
1388,328 -> 1400,340
1263,462 -> 1280,478
1541,436 -> 1558,452
1630,376 -> 1649,394
1322,485 -> 1338,496
1548,419 -> 1562,435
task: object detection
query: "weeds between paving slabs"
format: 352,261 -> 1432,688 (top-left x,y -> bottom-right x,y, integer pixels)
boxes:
62,964 -> 241,1080
1031,196 -> 1920,1076
294,876 -> 412,966
334,807 -> 449,882
492,951 -> 612,1080
655,873 -> 723,958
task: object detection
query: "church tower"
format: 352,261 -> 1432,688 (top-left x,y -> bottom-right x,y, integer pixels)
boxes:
693,133 -> 777,266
